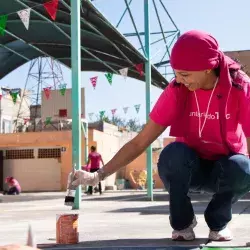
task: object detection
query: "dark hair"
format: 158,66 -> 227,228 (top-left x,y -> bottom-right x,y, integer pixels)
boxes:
213,66 -> 237,78
91,146 -> 96,151
214,66 -> 243,90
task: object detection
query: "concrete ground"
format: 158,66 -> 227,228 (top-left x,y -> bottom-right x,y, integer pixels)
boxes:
0,190 -> 250,249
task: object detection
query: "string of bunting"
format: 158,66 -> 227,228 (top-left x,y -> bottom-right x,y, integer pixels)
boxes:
0,1 -> 147,125
0,0 -> 59,36
90,63 -> 144,89
0,0 -> 144,87
42,82 -> 67,100
88,103 -> 145,121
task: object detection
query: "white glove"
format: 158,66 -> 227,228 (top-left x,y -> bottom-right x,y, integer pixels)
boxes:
71,170 -> 100,187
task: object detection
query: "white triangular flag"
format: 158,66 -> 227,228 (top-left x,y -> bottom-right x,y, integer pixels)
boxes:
17,8 -> 31,30
119,68 -> 128,80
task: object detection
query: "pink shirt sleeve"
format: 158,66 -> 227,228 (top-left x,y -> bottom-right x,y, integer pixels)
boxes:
149,80 -> 178,127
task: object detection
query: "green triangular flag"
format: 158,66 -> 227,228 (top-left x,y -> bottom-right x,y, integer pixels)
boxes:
59,83 -> 67,96
134,104 -> 141,114
45,117 -> 52,125
11,92 -> 18,104
99,110 -> 105,119
105,73 -> 113,85
0,15 -> 8,36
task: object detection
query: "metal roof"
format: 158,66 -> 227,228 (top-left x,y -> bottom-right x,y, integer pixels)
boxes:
0,0 -> 169,89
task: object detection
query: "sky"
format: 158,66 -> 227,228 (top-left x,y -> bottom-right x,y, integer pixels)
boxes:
2,0 -> 250,136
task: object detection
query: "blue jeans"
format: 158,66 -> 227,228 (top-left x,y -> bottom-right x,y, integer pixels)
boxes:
158,142 -> 250,231
3,186 -> 20,195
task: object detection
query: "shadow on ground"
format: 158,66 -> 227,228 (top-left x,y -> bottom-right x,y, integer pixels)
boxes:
39,237 -> 208,249
83,192 -> 250,215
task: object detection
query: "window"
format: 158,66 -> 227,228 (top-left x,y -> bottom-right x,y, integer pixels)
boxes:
2,119 -> 11,133
59,109 -> 67,118
5,149 -> 34,159
38,148 -> 61,158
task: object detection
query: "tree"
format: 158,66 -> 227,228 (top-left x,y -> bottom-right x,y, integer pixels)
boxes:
96,115 -> 144,132
126,118 -> 143,132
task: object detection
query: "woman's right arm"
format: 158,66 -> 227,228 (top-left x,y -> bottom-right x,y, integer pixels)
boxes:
101,119 -> 166,178
100,81 -> 179,178
72,81 -> 178,186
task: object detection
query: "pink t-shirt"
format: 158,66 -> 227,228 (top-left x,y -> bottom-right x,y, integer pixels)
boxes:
88,152 -> 102,170
9,178 -> 21,192
150,78 -> 250,160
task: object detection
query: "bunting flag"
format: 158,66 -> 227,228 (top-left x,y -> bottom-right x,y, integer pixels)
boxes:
111,109 -> 117,116
24,118 -> 30,125
17,8 -> 31,30
135,63 -> 144,76
11,92 -> 18,104
0,15 -> 8,36
43,87 -> 52,100
119,68 -> 128,80
11,88 -> 21,96
59,83 -> 67,96
88,113 -> 94,121
123,107 -> 129,114
134,104 -> 141,114
90,76 -> 98,89
45,117 -> 52,125
105,72 -> 113,85
44,0 -> 59,21
35,118 -> 41,125
99,110 -> 105,119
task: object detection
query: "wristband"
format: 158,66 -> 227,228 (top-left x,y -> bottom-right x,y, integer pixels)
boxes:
97,168 -> 107,181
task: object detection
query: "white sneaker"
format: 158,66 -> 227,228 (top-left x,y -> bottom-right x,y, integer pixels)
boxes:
209,227 -> 233,241
172,217 -> 197,241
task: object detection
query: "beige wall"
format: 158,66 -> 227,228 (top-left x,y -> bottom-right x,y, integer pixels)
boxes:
1,90 -> 30,133
41,88 -> 85,120
163,137 -> 176,147
91,129 -> 120,188
121,137 -> 177,189
4,158 -> 61,191
122,151 -> 164,189
0,131 -> 84,191
0,128 -> 176,191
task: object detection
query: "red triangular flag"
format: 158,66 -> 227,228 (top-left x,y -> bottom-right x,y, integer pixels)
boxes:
135,63 -> 144,76
43,87 -> 52,100
44,0 -> 59,21
111,109 -> 117,116
24,118 -> 30,125
90,76 -> 98,89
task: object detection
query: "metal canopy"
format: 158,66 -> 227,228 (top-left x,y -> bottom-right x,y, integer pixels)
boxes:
0,0 -> 169,89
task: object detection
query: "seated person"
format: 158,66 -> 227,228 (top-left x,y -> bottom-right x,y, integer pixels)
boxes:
3,176 -> 21,195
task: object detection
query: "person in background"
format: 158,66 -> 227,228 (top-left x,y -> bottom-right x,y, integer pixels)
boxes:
71,30 -> 250,242
86,146 -> 104,195
3,176 -> 21,195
